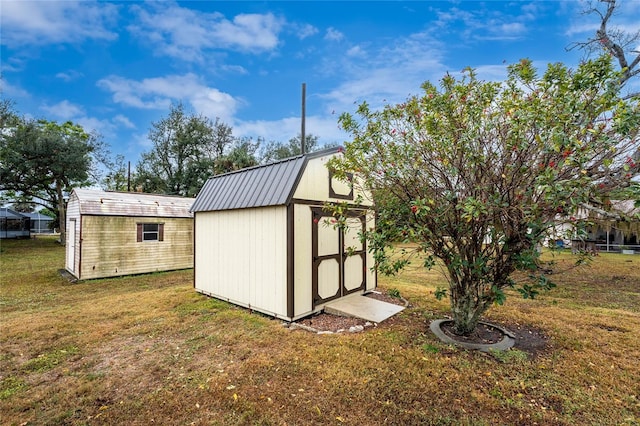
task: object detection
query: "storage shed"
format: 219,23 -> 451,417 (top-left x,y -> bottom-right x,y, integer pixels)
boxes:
65,189 -> 194,280
191,147 -> 376,321
0,208 -> 30,239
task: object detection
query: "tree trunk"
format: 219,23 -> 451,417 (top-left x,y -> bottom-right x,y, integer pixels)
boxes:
56,181 -> 66,246
449,281 -> 490,336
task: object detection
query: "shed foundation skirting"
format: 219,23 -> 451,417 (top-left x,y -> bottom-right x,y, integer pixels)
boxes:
195,288 -> 364,321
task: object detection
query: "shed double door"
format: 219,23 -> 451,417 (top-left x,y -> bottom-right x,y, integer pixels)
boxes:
312,208 -> 366,307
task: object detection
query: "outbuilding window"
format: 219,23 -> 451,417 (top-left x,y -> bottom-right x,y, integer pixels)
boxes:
136,223 -> 164,242
328,170 -> 354,200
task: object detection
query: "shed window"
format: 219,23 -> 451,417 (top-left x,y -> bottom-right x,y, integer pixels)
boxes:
328,170 -> 354,200
137,223 -> 164,242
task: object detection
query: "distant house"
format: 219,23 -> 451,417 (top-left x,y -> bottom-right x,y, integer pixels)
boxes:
581,200 -> 640,251
0,208 -> 30,239
65,189 -> 194,280
550,200 -> 640,252
191,147 -> 377,321
23,212 -> 54,234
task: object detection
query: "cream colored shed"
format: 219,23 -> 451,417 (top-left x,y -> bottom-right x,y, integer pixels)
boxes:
191,147 -> 376,321
65,189 -> 194,280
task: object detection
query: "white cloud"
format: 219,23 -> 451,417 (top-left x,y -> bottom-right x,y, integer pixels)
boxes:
75,116 -> 116,137
0,80 -> 29,98
113,114 -> 136,129
131,132 -> 153,149
318,32 -> 446,113
565,21 -> 599,37
499,23 -> 526,36
234,114 -> 347,146
97,73 -> 239,122
0,56 -> 26,73
566,0 -> 640,38
295,23 -> 319,40
220,64 -> 249,75
233,33 -> 447,145
38,100 -> 108,136
346,45 -> 366,58
41,100 -> 84,120
433,5 -> 532,41
38,100 -> 140,139
127,3 -> 284,62
55,70 -> 84,82
0,1 -> 118,47
325,27 -> 344,42
519,2 -> 540,19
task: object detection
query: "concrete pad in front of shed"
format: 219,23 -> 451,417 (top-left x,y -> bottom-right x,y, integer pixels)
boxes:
324,295 -> 405,323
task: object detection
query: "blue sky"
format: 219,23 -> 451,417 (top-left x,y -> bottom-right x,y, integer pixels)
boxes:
2,1 -> 639,165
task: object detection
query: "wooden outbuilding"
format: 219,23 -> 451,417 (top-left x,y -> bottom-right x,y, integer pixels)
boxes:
65,189 -> 194,280
191,147 -> 376,321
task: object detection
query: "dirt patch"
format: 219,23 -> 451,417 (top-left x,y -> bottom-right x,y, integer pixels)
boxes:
294,291 -> 406,332
506,322 -> 551,358
296,313 -> 368,332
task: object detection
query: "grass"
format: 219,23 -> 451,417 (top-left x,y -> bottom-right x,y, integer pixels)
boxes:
1,236 -> 639,425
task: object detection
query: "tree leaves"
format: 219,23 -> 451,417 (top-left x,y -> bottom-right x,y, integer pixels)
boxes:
331,55 -> 639,334
134,103 -> 258,196
0,116 -> 101,242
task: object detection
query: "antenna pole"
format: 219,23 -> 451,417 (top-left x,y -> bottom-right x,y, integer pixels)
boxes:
301,83 -> 306,154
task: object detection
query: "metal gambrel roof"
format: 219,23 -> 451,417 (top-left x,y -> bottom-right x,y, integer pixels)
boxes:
72,189 -> 194,218
191,147 -> 343,213
191,155 -> 306,212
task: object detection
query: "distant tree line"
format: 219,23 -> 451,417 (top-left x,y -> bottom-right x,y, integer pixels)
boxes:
0,99 -> 107,244
0,99 -> 335,244
104,102 -> 333,197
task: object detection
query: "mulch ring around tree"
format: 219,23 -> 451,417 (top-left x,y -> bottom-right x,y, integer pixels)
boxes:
433,318 -> 550,358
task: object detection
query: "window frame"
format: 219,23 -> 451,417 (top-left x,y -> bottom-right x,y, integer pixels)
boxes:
136,222 -> 164,242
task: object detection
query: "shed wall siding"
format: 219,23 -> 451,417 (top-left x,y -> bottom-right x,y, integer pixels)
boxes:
66,195 -> 81,276
194,207 -> 288,317
365,210 -> 376,291
293,154 -> 373,206
293,204 -> 313,316
293,155 -> 333,201
79,216 -> 193,280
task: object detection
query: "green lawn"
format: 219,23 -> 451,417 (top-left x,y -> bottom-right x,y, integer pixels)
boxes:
1,237 -> 639,425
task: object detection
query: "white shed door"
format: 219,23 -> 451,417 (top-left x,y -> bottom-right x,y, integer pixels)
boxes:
66,219 -> 76,274
312,208 -> 366,307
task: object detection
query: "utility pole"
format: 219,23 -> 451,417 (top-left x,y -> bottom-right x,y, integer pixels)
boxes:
127,161 -> 131,192
301,83 -> 306,154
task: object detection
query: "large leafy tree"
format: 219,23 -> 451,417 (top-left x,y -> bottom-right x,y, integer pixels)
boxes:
330,56 -> 640,335
102,154 -> 132,192
260,133 -> 322,163
0,118 -> 102,244
135,103 -> 256,196
215,137 -> 260,172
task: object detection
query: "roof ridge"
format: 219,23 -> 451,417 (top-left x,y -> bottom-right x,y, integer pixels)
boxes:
202,146 -> 342,182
